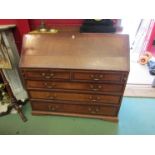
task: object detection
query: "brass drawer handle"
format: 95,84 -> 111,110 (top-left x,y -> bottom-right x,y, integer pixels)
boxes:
90,74 -> 94,78
95,107 -> 100,112
90,85 -> 98,91
92,89 -> 98,91
90,74 -> 99,80
91,99 -> 97,102
44,82 -> 56,89
99,74 -> 104,78
88,107 -> 100,114
49,105 -> 58,111
41,73 -> 50,79
93,78 -> 100,81
88,107 -> 96,114
49,96 -> 56,100
89,96 -> 97,101
50,73 -> 55,77
89,96 -> 101,102
42,73 -> 46,76
41,73 -> 55,79
89,84 -> 102,91
90,74 -> 104,81
45,76 -> 51,79
47,85 -> 55,89
97,85 -> 102,89
47,94 -> 56,100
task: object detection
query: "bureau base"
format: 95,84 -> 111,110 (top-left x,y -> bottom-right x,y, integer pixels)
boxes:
32,110 -> 118,122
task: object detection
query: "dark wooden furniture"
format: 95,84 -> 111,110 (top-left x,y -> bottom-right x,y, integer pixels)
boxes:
19,33 -> 129,121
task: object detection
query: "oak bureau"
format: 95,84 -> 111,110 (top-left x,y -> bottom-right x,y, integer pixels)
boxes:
19,32 -> 130,122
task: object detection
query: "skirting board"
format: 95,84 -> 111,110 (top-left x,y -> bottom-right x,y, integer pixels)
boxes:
124,84 -> 155,98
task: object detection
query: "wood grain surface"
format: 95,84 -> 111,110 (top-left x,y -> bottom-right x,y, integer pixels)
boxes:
20,33 -> 130,71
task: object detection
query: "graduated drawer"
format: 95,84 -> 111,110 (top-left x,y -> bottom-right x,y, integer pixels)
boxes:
31,101 -> 118,116
73,71 -> 127,83
21,69 -> 70,80
26,80 -> 124,93
29,90 -> 121,105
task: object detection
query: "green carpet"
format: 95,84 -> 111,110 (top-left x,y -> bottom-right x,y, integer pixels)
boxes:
0,97 -> 155,135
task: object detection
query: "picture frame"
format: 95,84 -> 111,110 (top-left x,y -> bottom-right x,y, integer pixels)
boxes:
0,32 -> 12,69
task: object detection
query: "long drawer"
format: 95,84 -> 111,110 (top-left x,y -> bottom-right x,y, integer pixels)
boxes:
29,90 -> 121,105
26,80 -> 124,93
31,101 -> 118,116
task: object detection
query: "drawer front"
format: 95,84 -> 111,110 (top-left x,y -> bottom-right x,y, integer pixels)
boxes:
22,70 -> 70,80
26,80 -> 124,93
29,91 -> 121,105
73,72 -> 124,82
31,102 -> 118,116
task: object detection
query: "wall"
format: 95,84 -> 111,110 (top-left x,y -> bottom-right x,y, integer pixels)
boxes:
0,19 -> 83,53
28,19 -> 83,30
0,19 -> 30,53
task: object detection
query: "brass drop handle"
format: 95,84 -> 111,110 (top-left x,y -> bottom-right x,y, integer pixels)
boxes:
92,88 -> 98,91
90,84 -> 102,91
47,93 -> 56,100
42,73 -> 55,79
89,96 -> 101,102
50,73 -> 55,77
41,73 -> 50,79
92,99 -> 97,102
88,107 -> 96,114
95,107 -> 100,112
97,85 -> 102,89
49,96 -> 54,100
89,96 -> 97,102
94,74 -> 104,80
90,74 -> 99,81
97,96 -> 101,100
45,76 -> 51,79
45,73 -> 55,79
90,74 -> 104,81
44,82 -> 55,89
47,85 -> 55,89
90,74 -> 94,78
99,75 -> 104,78
94,78 -> 100,81
90,84 -> 97,91
44,82 -> 52,88
42,73 -> 45,76
49,105 -> 58,111
90,84 -> 94,89
88,107 -> 100,113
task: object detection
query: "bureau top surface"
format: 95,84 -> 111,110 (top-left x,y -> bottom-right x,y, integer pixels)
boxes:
19,33 -> 130,71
